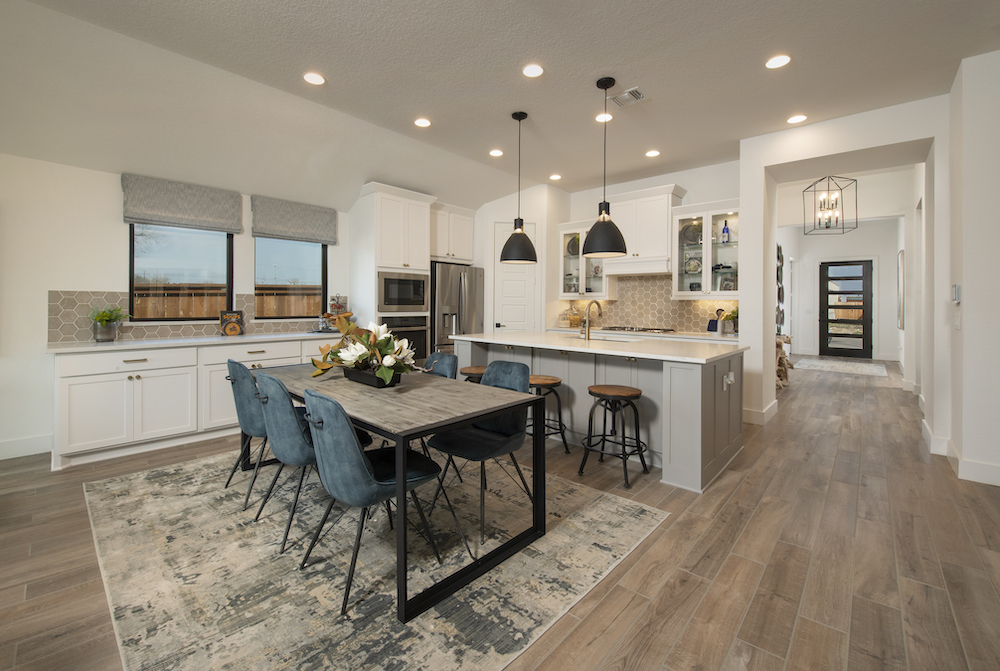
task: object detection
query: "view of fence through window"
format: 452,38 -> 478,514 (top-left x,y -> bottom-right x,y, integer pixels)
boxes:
254,238 -> 324,318
131,225 -> 230,320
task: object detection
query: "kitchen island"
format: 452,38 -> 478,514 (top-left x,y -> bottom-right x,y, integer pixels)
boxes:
452,332 -> 748,492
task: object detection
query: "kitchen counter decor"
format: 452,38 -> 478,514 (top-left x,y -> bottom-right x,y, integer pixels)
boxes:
90,305 -> 128,342
310,314 -> 416,387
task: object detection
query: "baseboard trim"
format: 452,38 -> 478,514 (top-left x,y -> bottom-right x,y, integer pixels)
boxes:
921,419 -> 950,456
956,455 -> 1000,487
743,399 -> 778,426
0,434 -> 52,461
52,428 -> 241,471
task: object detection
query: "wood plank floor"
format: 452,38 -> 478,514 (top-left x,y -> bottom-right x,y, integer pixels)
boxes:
3,360 -> 1000,670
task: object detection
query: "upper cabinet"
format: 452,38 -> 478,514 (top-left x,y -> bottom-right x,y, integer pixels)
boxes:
672,199 -> 739,300
600,184 -> 686,276
558,221 -> 617,300
350,182 -> 436,273
430,204 -> 475,264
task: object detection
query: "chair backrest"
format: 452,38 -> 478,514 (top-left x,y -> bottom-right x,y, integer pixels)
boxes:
423,351 -> 458,379
474,360 -> 529,436
227,359 -> 267,438
304,389 -> 383,509
256,373 -> 315,467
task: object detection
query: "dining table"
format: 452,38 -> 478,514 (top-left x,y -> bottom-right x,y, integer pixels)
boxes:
260,363 -> 547,623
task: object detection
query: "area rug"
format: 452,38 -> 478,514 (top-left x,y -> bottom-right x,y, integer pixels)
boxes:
793,357 -> 888,377
85,452 -> 668,671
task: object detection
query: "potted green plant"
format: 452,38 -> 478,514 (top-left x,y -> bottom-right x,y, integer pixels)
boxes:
723,306 -> 739,334
311,315 -> 418,387
90,306 -> 128,342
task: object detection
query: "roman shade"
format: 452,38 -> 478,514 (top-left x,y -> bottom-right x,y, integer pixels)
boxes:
121,174 -> 242,233
250,195 -> 338,245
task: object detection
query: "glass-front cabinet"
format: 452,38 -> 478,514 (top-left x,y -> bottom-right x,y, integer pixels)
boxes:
558,221 -> 617,300
672,199 -> 739,300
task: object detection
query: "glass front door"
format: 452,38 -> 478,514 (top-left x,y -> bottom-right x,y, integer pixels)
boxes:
819,260 -> 873,358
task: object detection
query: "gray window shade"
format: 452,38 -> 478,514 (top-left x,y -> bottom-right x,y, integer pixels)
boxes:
250,195 -> 338,245
121,174 -> 242,233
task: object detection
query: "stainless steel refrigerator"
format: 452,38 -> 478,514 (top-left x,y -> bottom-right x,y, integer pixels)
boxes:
431,262 -> 484,355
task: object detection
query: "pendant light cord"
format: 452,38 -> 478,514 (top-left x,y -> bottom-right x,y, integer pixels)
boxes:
603,91 -> 608,203
517,116 -> 522,220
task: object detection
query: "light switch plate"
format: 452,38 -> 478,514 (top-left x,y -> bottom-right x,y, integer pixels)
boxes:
954,310 -> 962,330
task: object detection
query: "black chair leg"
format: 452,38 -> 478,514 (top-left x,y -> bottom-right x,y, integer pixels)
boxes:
435,474 -> 474,561
242,438 -> 270,511
254,462 -> 285,522
300,497 -> 336,570
280,466 -> 308,554
480,462 -> 487,545
224,432 -> 251,488
341,506 -> 369,615
579,401 -> 599,475
632,400 -> 649,474
410,491 -> 442,564
552,388 -> 570,454
508,453 -> 532,499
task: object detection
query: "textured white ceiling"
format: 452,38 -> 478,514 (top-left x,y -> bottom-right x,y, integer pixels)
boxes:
4,0 -> 1000,211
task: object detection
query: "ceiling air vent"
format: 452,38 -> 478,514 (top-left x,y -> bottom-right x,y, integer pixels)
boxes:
610,86 -> 644,108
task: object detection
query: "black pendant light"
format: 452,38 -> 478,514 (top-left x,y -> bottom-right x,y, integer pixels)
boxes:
582,77 -> 627,259
500,111 -> 537,264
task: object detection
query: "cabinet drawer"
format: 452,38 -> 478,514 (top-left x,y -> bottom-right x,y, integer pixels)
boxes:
58,348 -> 197,378
199,340 -> 302,365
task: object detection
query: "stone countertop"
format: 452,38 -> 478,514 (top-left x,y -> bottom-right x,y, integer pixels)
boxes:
546,327 -> 739,343
451,331 -> 747,365
46,331 -> 340,355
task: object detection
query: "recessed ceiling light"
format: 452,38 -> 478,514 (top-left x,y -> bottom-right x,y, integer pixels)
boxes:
727,211 -> 735,215
645,150 -> 660,157
787,114 -> 807,124
490,149 -> 503,157
303,72 -> 325,85
596,113 -> 613,123
414,118 -> 431,127
766,55 -> 791,69
550,174 -> 561,180
522,64 -> 544,78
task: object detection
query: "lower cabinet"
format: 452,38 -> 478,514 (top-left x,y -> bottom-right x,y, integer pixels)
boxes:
595,354 -> 664,458
58,366 -> 198,455
700,355 -> 744,484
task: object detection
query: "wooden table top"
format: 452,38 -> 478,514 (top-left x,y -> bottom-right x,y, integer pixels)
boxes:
262,363 -> 535,439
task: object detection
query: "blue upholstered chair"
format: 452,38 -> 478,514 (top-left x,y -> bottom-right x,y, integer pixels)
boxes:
427,360 -> 532,545
224,360 -> 271,511
300,389 -> 449,615
423,351 -> 458,379
254,373 -> 317,554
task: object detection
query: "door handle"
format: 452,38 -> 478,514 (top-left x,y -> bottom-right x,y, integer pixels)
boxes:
496,323 -> 505,328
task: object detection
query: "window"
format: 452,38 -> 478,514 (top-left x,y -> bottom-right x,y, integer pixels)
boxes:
130,224 -> 233,320
254,238 -> 327,318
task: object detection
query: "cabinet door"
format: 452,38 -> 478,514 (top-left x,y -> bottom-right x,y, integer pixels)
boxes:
565,352 -> 596,437
134,367 -> 198,442
612,200 -> 637,256
378,195 -> 407,269
709,211 -> 738,294
405,201 -> 430,270
59,373 -> 132,454
598,354 -> 635,387
675,214 -> 705,298
430,209 -> 450,259
636,196 -> 670,258
200,357 -> 302,430
449,213 -> 474,263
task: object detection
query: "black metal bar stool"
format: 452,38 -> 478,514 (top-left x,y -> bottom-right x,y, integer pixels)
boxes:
578,385 -> 649,488
460,365 -> 487,383
527,375 -> 570,454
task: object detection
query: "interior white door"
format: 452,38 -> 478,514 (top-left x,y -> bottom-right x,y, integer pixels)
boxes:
493,222 -> 537,333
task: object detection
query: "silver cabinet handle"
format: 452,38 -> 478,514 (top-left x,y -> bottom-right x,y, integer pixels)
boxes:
123,358 -> 148,364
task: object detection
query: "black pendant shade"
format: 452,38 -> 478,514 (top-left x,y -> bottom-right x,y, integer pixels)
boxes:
583,77 -> 627,259
500,111 -> 537,264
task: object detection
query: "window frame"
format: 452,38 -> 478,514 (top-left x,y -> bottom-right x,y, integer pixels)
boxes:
128,223 -> 234,322
253,238 -> 328,320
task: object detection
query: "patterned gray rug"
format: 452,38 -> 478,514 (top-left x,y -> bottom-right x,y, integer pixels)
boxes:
793,357 -> 888,377
85,452 -> 667,671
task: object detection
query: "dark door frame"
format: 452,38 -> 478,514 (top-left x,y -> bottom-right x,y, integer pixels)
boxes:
819,260 -> 873,359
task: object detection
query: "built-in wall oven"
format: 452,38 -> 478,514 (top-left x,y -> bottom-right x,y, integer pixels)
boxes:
380,315 -> 429,364
377,271 -> 429,312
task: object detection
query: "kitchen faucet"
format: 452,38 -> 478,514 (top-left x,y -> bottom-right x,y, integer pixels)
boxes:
583,300 -> 603,341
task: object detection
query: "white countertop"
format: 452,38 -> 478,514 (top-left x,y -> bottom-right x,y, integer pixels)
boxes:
546,327 -> 739,343
451,331 -> 747,364
46,331 -> 338,355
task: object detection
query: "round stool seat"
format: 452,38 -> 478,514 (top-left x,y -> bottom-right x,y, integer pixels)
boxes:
588,385 -> 642,400
460,366 -> 487,376
529,374 -> 562,388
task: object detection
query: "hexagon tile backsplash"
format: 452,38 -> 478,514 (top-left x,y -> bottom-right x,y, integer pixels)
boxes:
569,275 -> 737,333
48,291 -> 315,343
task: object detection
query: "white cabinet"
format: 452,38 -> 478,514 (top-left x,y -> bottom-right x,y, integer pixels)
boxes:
595,354 -> 664,455
558,221 -> 618,300
431,205 -> 475,264
672,199 -> 740,300
198,341 -> 302,431
601,184 -> 686,276
376,194 -> 431,271
57,348 -> 198,455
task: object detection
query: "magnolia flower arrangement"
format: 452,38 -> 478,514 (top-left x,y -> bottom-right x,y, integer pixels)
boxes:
311,314 -> 417,384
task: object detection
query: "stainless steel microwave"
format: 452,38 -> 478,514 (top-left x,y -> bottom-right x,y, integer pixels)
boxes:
377,271 -> 429,312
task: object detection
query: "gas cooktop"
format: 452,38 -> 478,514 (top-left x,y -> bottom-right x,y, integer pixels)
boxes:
602,326 -> 676,333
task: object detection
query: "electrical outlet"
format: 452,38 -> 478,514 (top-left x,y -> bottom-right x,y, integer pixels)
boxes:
954,310 -> 961,330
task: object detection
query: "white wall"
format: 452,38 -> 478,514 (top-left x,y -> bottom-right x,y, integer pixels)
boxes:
776,219 -> 902,361
0,153 -> 353,460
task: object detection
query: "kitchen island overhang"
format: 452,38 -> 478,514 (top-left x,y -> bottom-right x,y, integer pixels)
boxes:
451,332 -> 748,493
